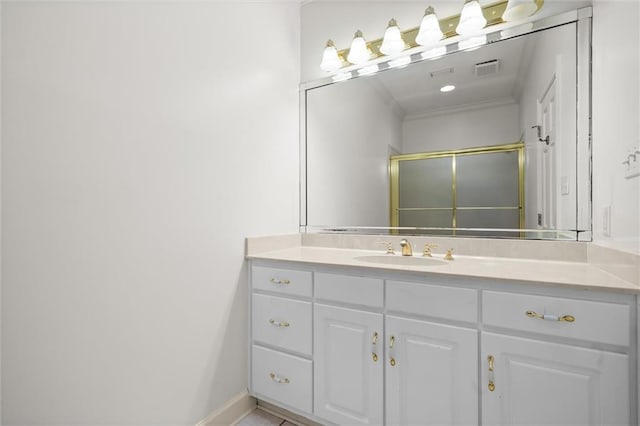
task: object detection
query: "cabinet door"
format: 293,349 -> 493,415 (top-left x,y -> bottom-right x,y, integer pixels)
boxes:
386,316 -> 478,426
482,332 -> 630,425
314,304 -> 383,425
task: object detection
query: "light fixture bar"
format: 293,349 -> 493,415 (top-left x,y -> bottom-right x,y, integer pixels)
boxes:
335,0 -> 543,66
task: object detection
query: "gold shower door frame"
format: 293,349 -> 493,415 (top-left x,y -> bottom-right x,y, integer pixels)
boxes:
389,142 -> 525,233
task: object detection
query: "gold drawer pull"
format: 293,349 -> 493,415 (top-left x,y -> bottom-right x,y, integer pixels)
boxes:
488,355 -> 495,392
269,372 -> 290,384
526,310 -> 575,322
270,278 -> 291,285
269,319 -> 290,327
372,352 -> 378,362
372,331 -> 379,345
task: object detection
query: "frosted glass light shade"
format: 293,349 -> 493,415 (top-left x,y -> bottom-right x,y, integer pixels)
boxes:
458,34 -> 487,50
416,7 -> 443,47
502,0 -> 538,22
320,40 -> 342,72
380,19 -> 406,56
456,0 -> 487,36
347,30 -> 370,64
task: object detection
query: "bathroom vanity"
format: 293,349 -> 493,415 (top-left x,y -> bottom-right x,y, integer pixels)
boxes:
246,235 -> 638,426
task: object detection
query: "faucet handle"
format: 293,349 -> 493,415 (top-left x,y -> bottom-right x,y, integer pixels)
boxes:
444,248 -> 454,261
422,243 -> 438,257
381,242 -> 395,255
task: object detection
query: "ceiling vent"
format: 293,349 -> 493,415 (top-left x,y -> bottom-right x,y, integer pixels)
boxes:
429,67 -> 454,78
475,59 -> 500,77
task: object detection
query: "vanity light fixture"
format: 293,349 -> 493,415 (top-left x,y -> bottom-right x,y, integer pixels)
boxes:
440,85 -> 456,92
458,34 -> 488,51
380,19 -> 406,55
415,7 -> 444,47
319,0 -> 544,74
332,72 -> 353,82
347,30 -> 371,65
320,40 -> 342,72
388,56 -> 412,69
421,46 -> 447,60
456,0 -> 488,36
502,0 -> 538,21
358,64 -> 380,76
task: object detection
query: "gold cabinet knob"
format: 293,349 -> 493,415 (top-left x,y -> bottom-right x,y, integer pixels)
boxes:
488,381 -> 495,392
372,352 -> 378,362
390,357 -> 396,367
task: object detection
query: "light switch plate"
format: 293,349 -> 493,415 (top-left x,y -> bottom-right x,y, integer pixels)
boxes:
624,146 -> 640,179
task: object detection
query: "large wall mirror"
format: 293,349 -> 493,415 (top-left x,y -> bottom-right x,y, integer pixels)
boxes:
301,9 -> 592,240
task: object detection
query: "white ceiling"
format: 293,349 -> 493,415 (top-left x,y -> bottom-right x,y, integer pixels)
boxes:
371,35 -> 528,118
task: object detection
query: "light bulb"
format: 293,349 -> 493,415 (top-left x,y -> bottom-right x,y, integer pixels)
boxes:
502,0 -> 538,22
380,19 -> 406,56
421,46 -> 447,60
456,0 -> 487,36
347,30 -> 370,65
319,40 -> 342,72
358,64 -> 379,76
458,34 -> 487,51
388,56 -> 411,69
416,7 -> 443,47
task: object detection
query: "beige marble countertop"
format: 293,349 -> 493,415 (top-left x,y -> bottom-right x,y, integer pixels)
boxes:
246,236 -> 640,294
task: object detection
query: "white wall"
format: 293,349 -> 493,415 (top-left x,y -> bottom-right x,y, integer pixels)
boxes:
306,77 -> 402,226
1,2 -> 299,425
402,103 -> 520,154
592,0 -> 640,254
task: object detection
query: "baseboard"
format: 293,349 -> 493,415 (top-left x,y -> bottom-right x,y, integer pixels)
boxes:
197,391 -> 257,426
257,400 -> 323,426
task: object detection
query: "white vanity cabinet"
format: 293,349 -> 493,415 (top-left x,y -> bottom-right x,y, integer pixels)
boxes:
248,261 -> 637,426
314,304 -> 384,425
481,291 -> 632,425
249,265 -> 313,413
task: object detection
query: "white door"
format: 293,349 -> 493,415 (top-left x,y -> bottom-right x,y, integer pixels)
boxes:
386,316 -> 478,426
482,332 -> 630,425
537,75 -> 557,229
314,304 -> 384,425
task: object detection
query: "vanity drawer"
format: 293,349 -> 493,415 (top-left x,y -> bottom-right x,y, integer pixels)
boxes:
252,294 -> 312,355
252,266 -> 312,297
252,345 -> 312,412
386,280 -> 478,323
315,272 -> 383,308
483,291 -> 631,346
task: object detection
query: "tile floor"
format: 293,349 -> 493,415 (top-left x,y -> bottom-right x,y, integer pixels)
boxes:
235,408 -> 299,426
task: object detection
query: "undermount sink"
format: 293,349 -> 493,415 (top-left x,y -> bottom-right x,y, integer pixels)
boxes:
354,255 -> 447,267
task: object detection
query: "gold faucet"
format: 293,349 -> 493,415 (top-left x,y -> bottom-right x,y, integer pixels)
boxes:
399,239 -> 413,256
444,248 -> 454,261
422,243 -> 438,257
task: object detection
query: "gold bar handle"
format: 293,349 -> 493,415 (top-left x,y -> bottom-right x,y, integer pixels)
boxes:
488,355 -> 495,392
389,335 -> 396,366
371,331 -> 379,362
269,372 -> 290,384
526,310 -> 575,322
270,278 -> 291,285
269,319 -> 290,327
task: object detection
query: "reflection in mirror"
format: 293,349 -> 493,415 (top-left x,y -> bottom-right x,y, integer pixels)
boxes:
304,15 -> 591,240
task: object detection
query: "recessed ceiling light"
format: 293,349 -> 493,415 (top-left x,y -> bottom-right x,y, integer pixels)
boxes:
440,85 -> 456,93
